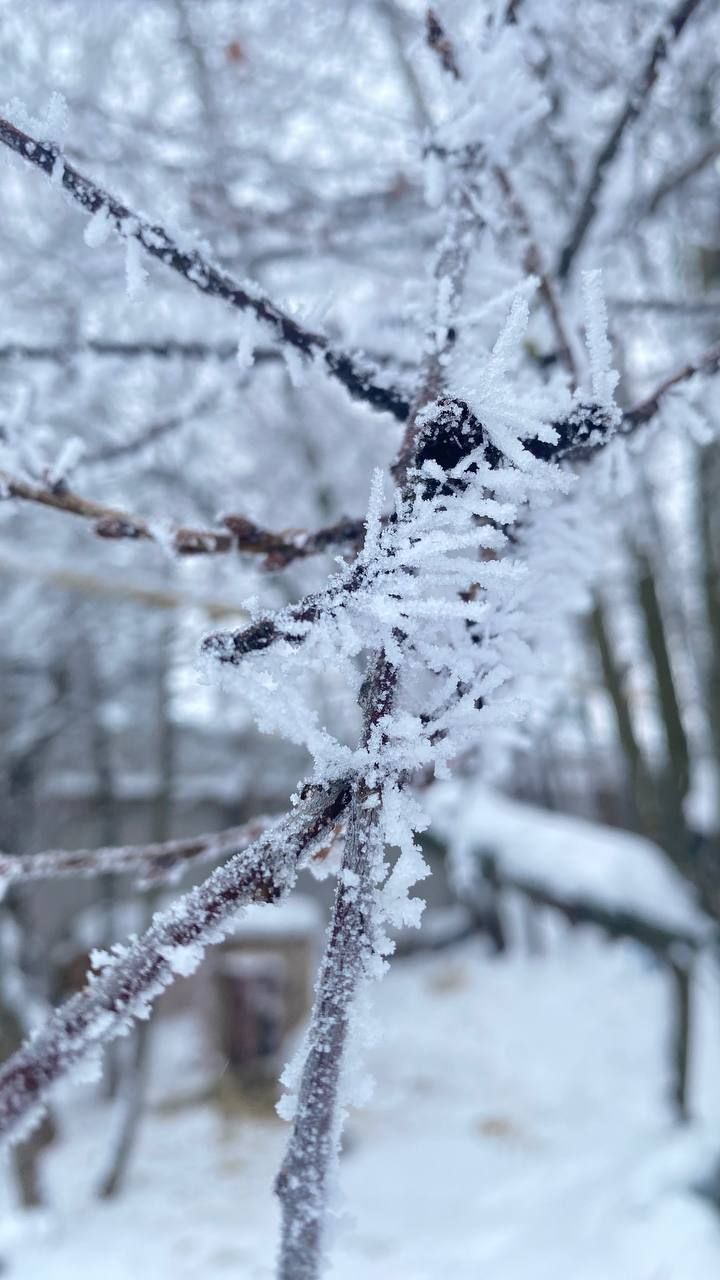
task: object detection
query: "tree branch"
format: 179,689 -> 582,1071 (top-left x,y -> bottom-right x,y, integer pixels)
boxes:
276,653 -> 397,1279
422,10 -> 578,383
0,339 -> 416,379
0,781 -> 350,1143
0,817 -> 278,888
493,165 -> 578,382
275,50 -> 481,1260
622,338 -> 720,430
0,468 -> 365,564
0,549 -> 248,615
642,136 -> 720,216
557,0 -> 706,279
0,116 -> 410,423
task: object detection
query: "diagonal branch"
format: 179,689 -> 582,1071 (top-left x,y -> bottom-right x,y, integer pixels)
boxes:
275,46 -> 483,1264
426,8 -> 461,79
621,338 -> 720,430
641,136 -> 720,216
203,561 -> 368,662
0,780 -> 350,1144
557,0 -> 706,279
0,116 -> 410,423
0,548 -> 247,615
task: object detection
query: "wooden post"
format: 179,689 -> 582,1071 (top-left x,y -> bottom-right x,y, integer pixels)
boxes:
668,957 -> 693,1123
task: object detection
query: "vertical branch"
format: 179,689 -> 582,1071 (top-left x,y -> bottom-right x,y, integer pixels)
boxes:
392,174 -> 479,483
276,652 -> 396,1280
668,957 -> 693,1123
634,549 -> 691,846
277,35 -> 482,1257
423,8 -> 578,384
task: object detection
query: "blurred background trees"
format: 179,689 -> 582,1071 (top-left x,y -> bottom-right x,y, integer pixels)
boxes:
2,0 -> 720,1272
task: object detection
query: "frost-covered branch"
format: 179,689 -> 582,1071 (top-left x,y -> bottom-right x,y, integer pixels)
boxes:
557,0 -> 706,278
641,136 -> 720,216
274,82 -> 486,1270
0,468 -> 365,564
0,816 -> 275,889
623,339 -> 720,430
0,115 -> 410,423
0,339 -> 246,363
493,166 -> 578,382
276,652 -> 397,1280
0,340 -> 415,378
0,781 -> 349,1143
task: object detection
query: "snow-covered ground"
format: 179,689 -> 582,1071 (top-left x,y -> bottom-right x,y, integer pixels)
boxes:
2,929 -> 720,1278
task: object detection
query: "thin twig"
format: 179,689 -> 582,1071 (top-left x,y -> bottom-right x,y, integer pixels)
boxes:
82,391 -> 221,466
276,42 -> 481,1261
0,549 -> 247,615
423,11 -> 578,383
557,0 -> 706,279
0,817 -> 275,888
426,9 -> 461,79
609,295 -> 720,314
0,468 -> 366,563
623,339 -> 720,429
643,137 -> 720,216
0,116 -> 410,423
0,339 -> 416,379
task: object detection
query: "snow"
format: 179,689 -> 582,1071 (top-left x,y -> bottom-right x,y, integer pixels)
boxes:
2,932 -> 719,1278
581,270 -> 620,413
428,782 -> 707,936
83,206 -> 111,249
125,239 -> 149,301
47,436 -> 85,488
236,314 -> 263,373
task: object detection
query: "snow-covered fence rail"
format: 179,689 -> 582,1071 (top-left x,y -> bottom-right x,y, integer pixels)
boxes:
478,852 -> 710,1121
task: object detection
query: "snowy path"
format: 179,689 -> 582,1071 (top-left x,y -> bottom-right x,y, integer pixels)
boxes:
2,935 -> 720,1278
